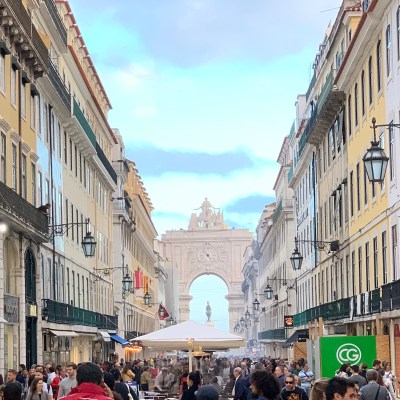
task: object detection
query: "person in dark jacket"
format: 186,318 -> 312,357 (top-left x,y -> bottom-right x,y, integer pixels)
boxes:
232,368 -> 247,400
181,372 -> 202,400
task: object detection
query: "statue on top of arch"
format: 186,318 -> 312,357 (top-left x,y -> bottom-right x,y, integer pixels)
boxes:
189,198 -> 227,230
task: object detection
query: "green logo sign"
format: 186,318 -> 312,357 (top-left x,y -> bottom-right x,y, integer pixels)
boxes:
320,336 -> 376,377
336,343 -> 362,364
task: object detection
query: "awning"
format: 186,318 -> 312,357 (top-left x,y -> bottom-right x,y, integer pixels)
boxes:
283,329 -> 309,347
50,330 -> 78,337
110,334 -> 130,346
99,331 -> 111,342
0,317 -> 8,323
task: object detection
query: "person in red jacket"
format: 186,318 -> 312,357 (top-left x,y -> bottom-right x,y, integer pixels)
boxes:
58,362 -> 113,400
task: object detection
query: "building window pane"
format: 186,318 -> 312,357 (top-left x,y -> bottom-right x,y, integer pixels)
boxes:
21,154 -> 27,199
373,237 -> 378,288
377,41 -> 382,91
1,133 -> 6,183
11,144 -> 17,190
386,25 -> 392,76
382,231 -> 387,284
31,163 -> 36,206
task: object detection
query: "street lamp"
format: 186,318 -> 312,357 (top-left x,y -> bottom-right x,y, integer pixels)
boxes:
252,298 -> 260,311
122,273 -> 133,298
49,218 -> 96,257
291,236 -> 339,267
264,284 -> 273,300
363,117 -> 394,183
143,292 -> 151,306
264,277 -> 297,299
167,315 -> 177,326
290,237 -> 303,271
245,308 -> 251,322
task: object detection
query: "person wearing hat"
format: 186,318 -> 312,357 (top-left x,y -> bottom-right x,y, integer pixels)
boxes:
196,385 -> 219,400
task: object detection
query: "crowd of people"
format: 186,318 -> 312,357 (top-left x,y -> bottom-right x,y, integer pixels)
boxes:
0,356 -> 397,400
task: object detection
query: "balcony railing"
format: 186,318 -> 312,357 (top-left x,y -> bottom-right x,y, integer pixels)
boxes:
258,328 -> 287,341
293,281 -> 400,327
298,111 -> 317,156
43,299 -> 118,330
3,0 -> 49,70
72,99 -> 97,148
306,72 -> 317,101
382,280 -> 400,311
298,70 -> 345,158
0,180 -> 48,239
48,61 -> 70,110
96,143 -> 117,184
42,0 -> 67,47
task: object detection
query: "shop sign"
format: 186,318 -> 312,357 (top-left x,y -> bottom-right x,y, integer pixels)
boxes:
320,336 -> 376,377
4,295 -> 19,324
284,315 -> 294,328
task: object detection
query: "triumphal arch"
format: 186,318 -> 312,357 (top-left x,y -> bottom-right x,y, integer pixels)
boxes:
161,199 -> 253,332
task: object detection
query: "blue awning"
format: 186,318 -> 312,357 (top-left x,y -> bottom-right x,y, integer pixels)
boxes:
110,334 -> 129,346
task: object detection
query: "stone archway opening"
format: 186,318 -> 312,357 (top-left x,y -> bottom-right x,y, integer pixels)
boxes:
189,274 -> 229,332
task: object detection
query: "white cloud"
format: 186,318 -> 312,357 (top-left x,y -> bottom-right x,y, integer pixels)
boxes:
110,63 -> 153,90
146,165 -> 279,235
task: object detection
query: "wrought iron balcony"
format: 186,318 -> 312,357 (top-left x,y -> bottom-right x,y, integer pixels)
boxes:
48,61 -> 70,111
72,99 -> 97,148
258,328 -> 287,341
1,0 -> 49,76
381,280 -> 400,312
298,70 -> 345,156
42,299 -> 118,330
96,143 -> 117,184
0,180 -> 48,242
71,100 -> 117,184
41,0 -> 67,47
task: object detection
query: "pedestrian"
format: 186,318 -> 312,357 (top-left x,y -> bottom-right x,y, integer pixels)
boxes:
349,365 -> 367,388
181,371 -> 202,400
249,370 -> 281,400
154,368 -> 169,392
57,362 -> 112,400
121,365 -> 135,383
325,377 -> 357,400
383,362 -> 397,395
57,364 -> 77,399
359,364 -> 368,380
4,382 -> 23,400
298,364 -> 314,396
195,385 -> 219,400
232,367 -> 247,400
378,370 -> 395,400
309,378 -> 329,400
274,366 -> 285,389
139,367 -> 150,392
336,365 -> 350,378
281,374 -> 309,400
211,377 -> 222,395
372,360 -> 383,373
360,370 -> 390,400
25,377 -> 48,400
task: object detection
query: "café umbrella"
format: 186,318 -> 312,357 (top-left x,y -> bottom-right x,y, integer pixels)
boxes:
133,320 -> 245,371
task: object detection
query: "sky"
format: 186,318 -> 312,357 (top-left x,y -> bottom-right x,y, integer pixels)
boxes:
68,0 -> 341,330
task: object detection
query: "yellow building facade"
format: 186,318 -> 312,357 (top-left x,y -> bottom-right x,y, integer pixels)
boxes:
336,0 -> 391,337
